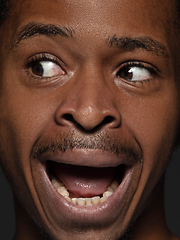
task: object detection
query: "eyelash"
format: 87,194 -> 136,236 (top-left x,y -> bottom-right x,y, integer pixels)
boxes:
25,53 -> 65,81
26,53 -> 58,66
116,61 -> 159,83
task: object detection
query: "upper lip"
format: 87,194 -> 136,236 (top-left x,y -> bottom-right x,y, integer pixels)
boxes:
38,149 -> 139,168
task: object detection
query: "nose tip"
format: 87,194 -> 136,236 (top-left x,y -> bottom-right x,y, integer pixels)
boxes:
75,105 -> 105,130
55,103 -> 121,131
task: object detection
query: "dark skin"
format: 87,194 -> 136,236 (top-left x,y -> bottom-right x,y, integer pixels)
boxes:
0,0 -> 180,239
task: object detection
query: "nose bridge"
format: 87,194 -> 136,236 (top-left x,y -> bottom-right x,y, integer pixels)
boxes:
55,64 -> 121,130
75,65 -> 107,111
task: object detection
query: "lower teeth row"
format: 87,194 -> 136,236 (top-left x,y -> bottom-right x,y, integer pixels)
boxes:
51,177 -> 119,207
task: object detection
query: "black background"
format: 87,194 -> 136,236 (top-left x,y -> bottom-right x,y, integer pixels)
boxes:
0,148 -> 180,239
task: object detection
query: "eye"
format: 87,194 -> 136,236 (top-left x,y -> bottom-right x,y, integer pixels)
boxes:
117,64 -> 153,82
31,61 -> 65,77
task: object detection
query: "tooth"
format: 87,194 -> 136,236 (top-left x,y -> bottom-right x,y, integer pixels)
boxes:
77,198 -> 86,206
57,186 -> 67,191
59,191 -> 69,197
52,179 -> 64,188
100,196 -> 107,203
64,196 -> 71,202
72,198 -> 77,204
85,198 -> 92,206
107,187 -> 114,193
58,190 -> 69,197
103,191 -> 113,198
57,186 -> 68,195
57,187 -> 69,197
110,180 -> 119,191
91,196 -> 100,205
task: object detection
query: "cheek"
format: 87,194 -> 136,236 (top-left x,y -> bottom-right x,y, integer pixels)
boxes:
0,83 -> 54,187
0,87 -> 54,223
0,90 -> 53,149
122,90 -> 179,183
116,88 -> 180,218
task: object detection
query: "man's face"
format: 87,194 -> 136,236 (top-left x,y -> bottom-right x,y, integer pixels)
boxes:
0,0 -> 180,239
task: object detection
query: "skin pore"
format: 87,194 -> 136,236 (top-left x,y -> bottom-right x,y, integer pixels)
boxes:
0,0 -> 180,239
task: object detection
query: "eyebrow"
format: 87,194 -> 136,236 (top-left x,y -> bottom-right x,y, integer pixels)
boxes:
11,22 -> 169,59
107,35 -> 169,58
12,22 -> 75,49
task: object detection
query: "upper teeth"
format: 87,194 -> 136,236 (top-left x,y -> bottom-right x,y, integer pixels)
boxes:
51,177 -> 119,207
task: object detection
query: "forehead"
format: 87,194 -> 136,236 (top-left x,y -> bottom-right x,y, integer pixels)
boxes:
1,0 -> 179,72
6,0 -> 175,43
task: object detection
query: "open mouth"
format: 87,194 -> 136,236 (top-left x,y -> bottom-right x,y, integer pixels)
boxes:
47,162 -> 129,207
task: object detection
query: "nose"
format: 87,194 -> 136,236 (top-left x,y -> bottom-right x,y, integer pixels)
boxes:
54,69 -> 121,131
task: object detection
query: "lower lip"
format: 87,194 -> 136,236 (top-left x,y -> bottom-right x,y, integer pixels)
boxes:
37,163 -> 136,226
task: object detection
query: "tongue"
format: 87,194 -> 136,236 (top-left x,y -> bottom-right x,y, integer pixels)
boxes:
51,163 -> 116,198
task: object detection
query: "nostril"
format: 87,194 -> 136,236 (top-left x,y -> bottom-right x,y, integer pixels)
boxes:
98,116 -> 116,128
103,116 -> 115,125
98,116 -> 121,128
61,114 -> 120,130
63,114 -> 74,122
59,113 -> 78,127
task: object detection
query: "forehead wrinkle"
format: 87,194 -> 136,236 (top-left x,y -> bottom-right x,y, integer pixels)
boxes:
106,35 -> 170,59
11,22 -> 76,50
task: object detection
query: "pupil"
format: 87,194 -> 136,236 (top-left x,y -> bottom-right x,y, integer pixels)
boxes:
32,62 -> 44,76
117,67 -> 133,80
123,68 -> 133,80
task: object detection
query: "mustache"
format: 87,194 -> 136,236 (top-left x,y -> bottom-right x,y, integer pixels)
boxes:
31,130 -> 142,162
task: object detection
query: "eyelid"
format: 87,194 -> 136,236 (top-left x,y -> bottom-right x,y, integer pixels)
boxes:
122,59 -> 158,70
24,53 -> 69,86
25,53 -> 67,76
26,53 -> 63,64
116,60 -> 160,83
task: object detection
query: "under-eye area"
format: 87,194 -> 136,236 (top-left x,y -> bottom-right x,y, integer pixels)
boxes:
46,162 -> 128,207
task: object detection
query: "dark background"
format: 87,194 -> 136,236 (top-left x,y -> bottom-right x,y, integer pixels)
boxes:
0,148 -> 180,239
